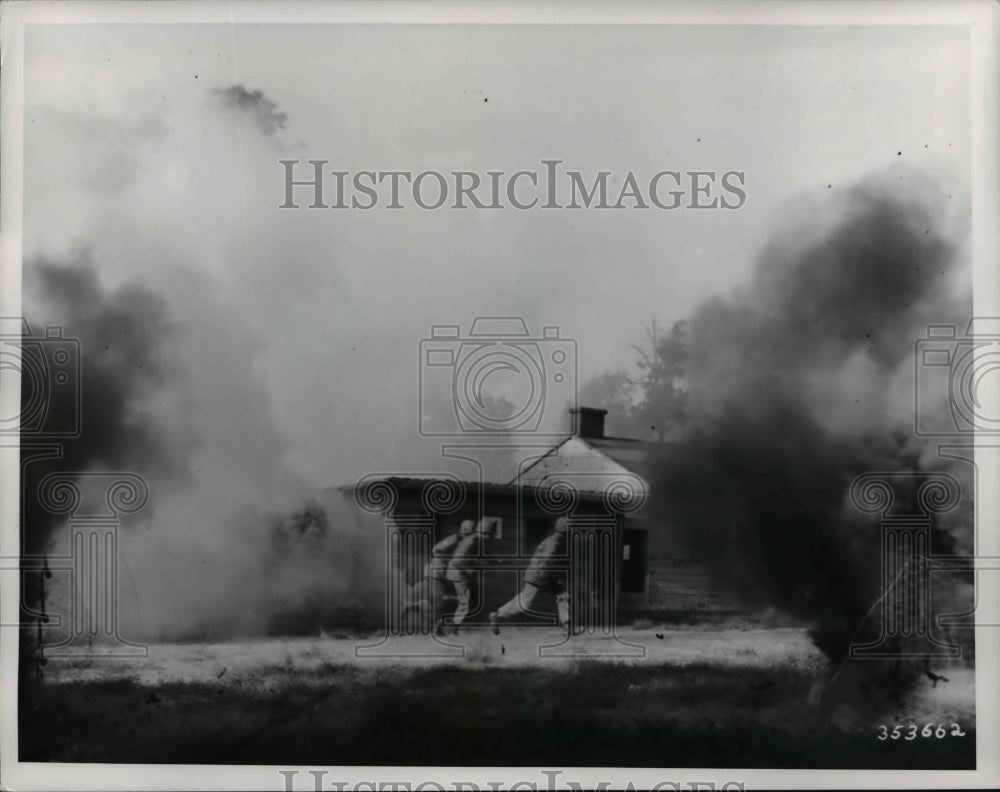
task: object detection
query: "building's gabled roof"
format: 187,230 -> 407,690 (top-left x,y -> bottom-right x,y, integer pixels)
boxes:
508,434 -> 652,503
583,436 -> 651,477
338,410 -> 657,512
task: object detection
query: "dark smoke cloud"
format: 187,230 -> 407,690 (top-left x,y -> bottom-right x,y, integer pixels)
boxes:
21,257 -> 189,557
213,84 -> 288,137
20,254 -> 386,650
754,184 -> 954,365
684,173 -> 966,426
649,169 -> 972,679
20,257 -> 189,677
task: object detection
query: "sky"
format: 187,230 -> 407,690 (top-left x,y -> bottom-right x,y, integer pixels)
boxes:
22,22 -> 971,490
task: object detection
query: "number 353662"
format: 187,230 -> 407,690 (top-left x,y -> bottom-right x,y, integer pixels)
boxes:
877,723 -> 967,740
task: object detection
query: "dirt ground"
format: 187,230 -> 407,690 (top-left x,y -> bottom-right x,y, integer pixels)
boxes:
22,625 -> 975,768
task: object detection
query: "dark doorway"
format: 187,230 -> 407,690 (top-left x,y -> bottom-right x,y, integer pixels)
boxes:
620,528 -> 647,594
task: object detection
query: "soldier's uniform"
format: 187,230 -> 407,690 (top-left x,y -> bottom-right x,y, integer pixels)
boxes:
424,521 -> 472,634
490,518 -> 570,633
400,521 -> 473,633
446,519 -> 495,633
424,532 -> 463,589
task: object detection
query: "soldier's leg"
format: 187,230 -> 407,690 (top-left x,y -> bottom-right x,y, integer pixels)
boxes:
400,582 -> 422,620
556,591 -> 570,632
490,583 -> 544,634
428,581 -> 446,629
430,578 -> 450,635
451,578 -> 471,633
493,591 -> 524,620
426,578 -> 444,634
466,574 -> 483,628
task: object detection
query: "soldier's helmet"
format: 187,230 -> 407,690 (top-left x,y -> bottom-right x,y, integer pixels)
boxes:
554,517 -> 570,533
459,519 -> 476,536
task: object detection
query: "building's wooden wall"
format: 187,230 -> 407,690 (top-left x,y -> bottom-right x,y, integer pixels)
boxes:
646,557 -> 746,612
375,486 -> 749,623
626,512 -> 749,614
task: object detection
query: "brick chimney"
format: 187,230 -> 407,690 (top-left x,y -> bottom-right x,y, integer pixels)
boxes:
570,406 -> 607,440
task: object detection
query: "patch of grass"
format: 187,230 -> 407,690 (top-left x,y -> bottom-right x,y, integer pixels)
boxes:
20,658 -> 974,768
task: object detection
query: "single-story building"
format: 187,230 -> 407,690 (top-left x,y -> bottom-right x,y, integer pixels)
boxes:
339,407 -> 742,639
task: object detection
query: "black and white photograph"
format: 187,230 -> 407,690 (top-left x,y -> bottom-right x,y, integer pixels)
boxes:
1,2 -> 998,789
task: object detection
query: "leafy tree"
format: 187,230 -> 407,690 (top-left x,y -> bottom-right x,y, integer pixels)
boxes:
628,318 -> 688,442
577,318 -> 688,442
578,368 -> 640,438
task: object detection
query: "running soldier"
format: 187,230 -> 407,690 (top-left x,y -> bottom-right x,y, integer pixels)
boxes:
425,520 -> 473,635
489,517 -> 570,635
446,518 -> 497,634
399,520 -> 472,634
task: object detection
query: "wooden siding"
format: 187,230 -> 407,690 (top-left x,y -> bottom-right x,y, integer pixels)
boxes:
647,557 -> 747,612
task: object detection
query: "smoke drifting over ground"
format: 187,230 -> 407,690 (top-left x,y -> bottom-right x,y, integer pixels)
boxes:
21,260 -> 184,554
650,169 -> 973,680
21,256 -> 386,644
20,260 -> 184,670
20,83 -> 390,645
